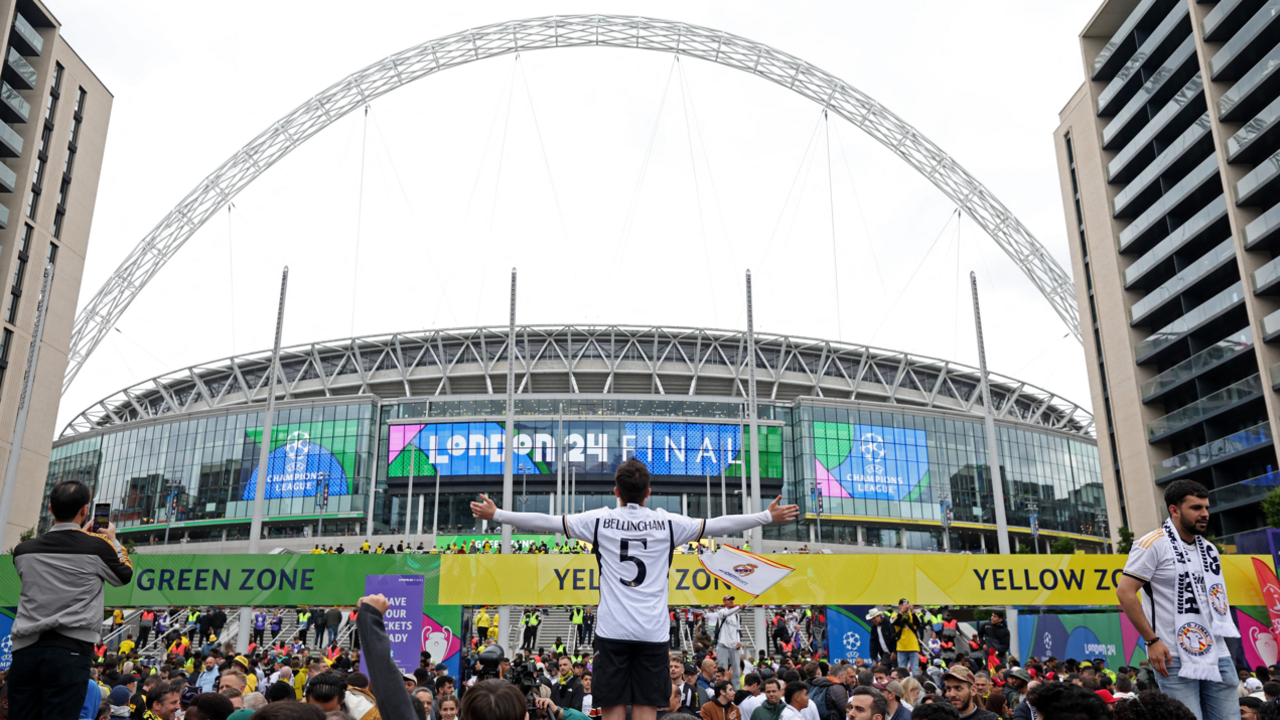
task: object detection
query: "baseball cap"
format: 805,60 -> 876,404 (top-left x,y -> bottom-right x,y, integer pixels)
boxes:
1095,689 -> 1117,704
1009,669 -> 1032,684
941,666 -> 975,685
1080,661 -> 1093,669
402,672 -> 417,683
898,598 -> 909,605
435,663 -> 449,671
884,680 -> 905,698
684,663 -> 698,675
108,686 -> 132,707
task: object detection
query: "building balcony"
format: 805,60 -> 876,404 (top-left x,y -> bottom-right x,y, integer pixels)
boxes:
9,14 -> 41,57
1155,421 -> 1272,481
1114,114 -> 1212,218
1256,254 -> 1280,294
1097,2 -> 1191,116
1135,282 -> 1245,363
1109,76 -> 1205,184
1125,195 -> 1228,289
0,82 -> 29,125
1219,41 -> 1280,122
1265,308 -> 1280,341
0,161 -> 16,194
0,202 -> 9,230
0,121 -> 23,158
1092,0 -> 1185,81
1130,238 -> 1237,326
1206,0 -> 1268,42
1209,1 -> 1280,81
1227,93 -> 1280,164
1118,155 -> 1222,253
1142,328 -> 1252,402
1147,373 -> 1264,442
1103,35 -> 1199,150
1236,149 -> 1280,206
1208,471 -> 1280,511
3,49 -> 35,91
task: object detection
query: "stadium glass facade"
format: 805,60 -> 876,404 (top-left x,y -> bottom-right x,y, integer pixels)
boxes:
44,395 -> 1107,553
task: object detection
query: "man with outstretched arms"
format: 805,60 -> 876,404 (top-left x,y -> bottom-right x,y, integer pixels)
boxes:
472,457 -> 798,720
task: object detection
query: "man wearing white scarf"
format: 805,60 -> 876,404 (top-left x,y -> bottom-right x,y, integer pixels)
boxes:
1117,480 -> 1239,720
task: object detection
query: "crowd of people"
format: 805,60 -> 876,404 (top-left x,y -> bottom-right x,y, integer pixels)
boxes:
5,467 -> 1258,720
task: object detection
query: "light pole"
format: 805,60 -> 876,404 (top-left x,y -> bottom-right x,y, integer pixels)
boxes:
1094,511 -> 1108,553
163,478 -> 183,544
316,472 -> 330,538
1026,500 -> 1040,555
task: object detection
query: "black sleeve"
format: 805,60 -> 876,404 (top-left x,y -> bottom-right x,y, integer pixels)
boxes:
91,533 -> 134,586
357,602 -> 416,720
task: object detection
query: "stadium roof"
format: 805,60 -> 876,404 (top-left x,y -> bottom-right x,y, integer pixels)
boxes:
61,325 -> 1094,438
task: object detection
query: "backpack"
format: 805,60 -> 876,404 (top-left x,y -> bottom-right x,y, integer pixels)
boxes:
808,682 -> 839,720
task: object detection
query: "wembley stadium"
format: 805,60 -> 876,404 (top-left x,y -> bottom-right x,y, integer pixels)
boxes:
42,324 -> 1109,553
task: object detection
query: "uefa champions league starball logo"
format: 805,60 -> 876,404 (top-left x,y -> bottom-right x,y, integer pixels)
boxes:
860,433 -> 886,477
284,431 -> 311,475
1043,632 -> 1052,653
843,631 -> 861,655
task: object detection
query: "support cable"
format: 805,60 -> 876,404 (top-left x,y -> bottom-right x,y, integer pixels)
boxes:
460,59 -> 520,325
615,56 -> 678,266
830,122 -> 886,294
869,208 -> 959,344
677,56 -> 719,324
351,104 -> 370,337
824,110 -> 842,341
954,212 -> 961,360
757,111 -> 824,265
516,56 -> 571,248
477,58 -> 518,325
368,113 -> 459,327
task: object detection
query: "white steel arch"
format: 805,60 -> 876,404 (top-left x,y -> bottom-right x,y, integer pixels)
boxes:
63,15 -> 1082,394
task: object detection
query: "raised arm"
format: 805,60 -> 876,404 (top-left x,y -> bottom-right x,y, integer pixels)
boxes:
703,496 -> 799,537
472,493 -> 565,534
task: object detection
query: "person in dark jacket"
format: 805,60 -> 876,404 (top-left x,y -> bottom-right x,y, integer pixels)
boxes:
10,480 -> 134,720
550,655 -> 585,713
867,610 -> 896,665
978,611 -> 1010,662
355,595 -> 416,720
325,607 -> 343,646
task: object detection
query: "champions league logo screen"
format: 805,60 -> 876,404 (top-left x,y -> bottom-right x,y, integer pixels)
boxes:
815,423 -> 930,501
242,430 -> 350,500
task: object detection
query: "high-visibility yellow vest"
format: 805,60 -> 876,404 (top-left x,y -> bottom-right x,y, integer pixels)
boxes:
571,608 -> 584,625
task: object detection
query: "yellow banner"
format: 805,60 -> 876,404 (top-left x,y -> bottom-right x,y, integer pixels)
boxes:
439,554 -> 1271,607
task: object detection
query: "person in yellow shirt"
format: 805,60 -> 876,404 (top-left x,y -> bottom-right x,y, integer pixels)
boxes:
293,664 -> 307,699
118,633 -> 136,655
311,545 -> 323,555
361,540 -> 371,554
474,607 -> 491,643
891,598 -> 926,673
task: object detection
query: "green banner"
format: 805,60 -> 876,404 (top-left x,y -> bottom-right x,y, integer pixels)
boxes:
0,554 -> 441,608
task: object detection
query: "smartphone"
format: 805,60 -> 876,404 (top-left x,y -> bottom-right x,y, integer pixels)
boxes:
93,503 -> 111,532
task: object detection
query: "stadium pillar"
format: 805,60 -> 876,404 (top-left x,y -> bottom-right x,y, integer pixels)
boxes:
970,272 -> 1017,657
0,264 -> 53,552
499,268 -> 517,654
242,267 -> 288,652
745,270 -> 766,654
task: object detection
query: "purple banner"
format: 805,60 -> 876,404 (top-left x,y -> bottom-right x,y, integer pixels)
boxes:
360,575 -> 424,677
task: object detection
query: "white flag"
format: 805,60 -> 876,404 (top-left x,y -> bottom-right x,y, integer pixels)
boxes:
698,545 -> 794,598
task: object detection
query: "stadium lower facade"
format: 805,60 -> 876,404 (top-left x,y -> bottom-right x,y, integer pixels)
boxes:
43,325 -> 1111,552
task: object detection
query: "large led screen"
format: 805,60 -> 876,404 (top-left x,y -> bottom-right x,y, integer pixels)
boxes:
814,422 -> 929,501
388,421 -> 781,478
240,422 -> 357,500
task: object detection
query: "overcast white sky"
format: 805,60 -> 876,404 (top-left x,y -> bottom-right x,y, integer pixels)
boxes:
50,0 -> 1103,432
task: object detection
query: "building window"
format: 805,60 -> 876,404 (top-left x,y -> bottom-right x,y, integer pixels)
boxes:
5,224 -> 31,324
43,64 -> 62,125
55,177 -> 67,208
24,187 -> 37,219
51,209 -> 62,238
74,87 -> 85,116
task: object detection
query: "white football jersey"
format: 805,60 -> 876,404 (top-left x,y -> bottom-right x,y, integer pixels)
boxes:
564,503 -> 704,643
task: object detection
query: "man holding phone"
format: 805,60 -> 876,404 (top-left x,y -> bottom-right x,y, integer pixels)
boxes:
9,480 -> 133,720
